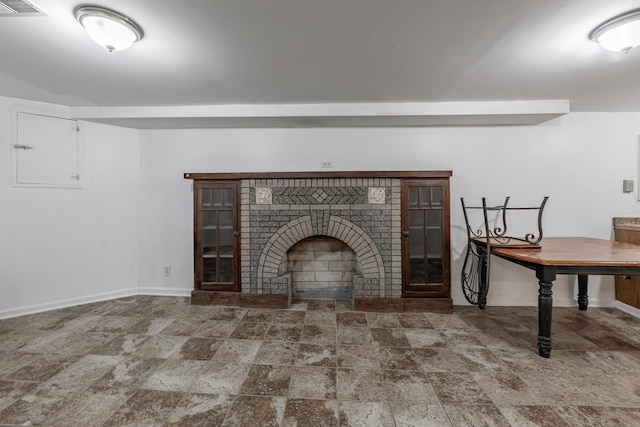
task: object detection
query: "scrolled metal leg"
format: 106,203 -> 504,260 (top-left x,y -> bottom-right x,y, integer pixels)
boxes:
478,249 -> 489,309
461,244 -> 484,307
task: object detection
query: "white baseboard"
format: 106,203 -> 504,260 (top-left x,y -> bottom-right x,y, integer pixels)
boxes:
453,296 -> 612,308
2,286 -> 618,320
614,300 -> 640,319
0,288 -> 139,319
0,287 -> 191,320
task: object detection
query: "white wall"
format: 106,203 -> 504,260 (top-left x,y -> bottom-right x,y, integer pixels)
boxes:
0,98 -> 141,317
139,113 -> 640,307
3,104 -> 639,316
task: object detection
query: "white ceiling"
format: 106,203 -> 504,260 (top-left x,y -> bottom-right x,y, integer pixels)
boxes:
2,0 -> 640,126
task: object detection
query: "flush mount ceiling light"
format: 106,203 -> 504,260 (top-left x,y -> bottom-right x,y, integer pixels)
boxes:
74,6 -> 143,52
590,8 -> 640,53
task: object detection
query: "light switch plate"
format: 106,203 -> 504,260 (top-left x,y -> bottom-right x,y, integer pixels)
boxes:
623,179 -> 634,193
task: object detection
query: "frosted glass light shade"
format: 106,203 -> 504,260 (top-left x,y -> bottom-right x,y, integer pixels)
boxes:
74,6 -> 143,52
590,9 -> 640,53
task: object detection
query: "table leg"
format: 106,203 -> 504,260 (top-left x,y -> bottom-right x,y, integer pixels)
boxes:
536,267 -> 556,358
577,274 -> 588,311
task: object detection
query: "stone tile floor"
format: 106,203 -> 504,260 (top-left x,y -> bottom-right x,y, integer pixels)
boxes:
1,296 -> 640,426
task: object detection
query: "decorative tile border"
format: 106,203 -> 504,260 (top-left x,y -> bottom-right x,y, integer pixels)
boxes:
255,187 -> 272,205
368,187 -> 386,204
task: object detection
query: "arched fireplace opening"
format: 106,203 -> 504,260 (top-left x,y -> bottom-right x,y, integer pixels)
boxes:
280,236 -> 359,301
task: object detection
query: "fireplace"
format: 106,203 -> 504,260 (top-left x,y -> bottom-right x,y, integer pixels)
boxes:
243,177 -> 397,308
186,171 -> 452,313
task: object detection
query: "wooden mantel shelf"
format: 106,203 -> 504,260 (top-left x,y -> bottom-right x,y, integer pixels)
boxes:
184,170 -> 452,180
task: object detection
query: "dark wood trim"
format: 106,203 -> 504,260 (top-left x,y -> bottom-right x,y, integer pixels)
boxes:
185,170 -> 452,180
193,181 -> 241,292
400,178 -> 451,298
191,290 -> 289,309
191,292 -> 452,313
354,297 -> 452,313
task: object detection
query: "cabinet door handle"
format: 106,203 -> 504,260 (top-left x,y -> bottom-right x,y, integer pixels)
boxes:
402,231 -> 409,237
234,231 -> 240,237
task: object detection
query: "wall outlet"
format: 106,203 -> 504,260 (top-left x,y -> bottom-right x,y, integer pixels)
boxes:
321,161 -> 333,168
163,266 -> 171,276
623,179 -> 634,193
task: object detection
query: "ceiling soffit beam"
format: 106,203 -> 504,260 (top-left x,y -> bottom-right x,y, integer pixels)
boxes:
68,100 -> 570,129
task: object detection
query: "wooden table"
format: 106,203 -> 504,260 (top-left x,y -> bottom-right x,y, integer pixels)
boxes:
488,237 -> 640,357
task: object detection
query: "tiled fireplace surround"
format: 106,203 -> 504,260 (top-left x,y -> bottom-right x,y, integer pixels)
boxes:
242,177 -> 400,305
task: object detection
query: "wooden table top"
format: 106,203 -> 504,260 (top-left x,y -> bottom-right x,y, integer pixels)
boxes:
489,237 -> 640,267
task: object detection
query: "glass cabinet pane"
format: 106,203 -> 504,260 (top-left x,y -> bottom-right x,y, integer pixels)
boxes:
420,187 -> 431,208
212,189 -> 223,208
202,229 -> 218,255
431,186 -> 442,207
219,258 -> 233,283
409,229 -> 424,258
203,258 -> 217,282
409,187 -> 419,208
202,211 -> 218,255
201,189 -> 212,208
223,188 -> 233,208
427,258 -> 443,283
408,209 -> 425,284
409,210 -> 423,227
218,210 -> 234,256
428,229 -> 442,257
203,210 -> 217,228
427,210 -> 441,227
410,258 -> 425,284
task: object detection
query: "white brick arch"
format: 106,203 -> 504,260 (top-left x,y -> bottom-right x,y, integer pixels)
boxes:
256,215 -> 385,294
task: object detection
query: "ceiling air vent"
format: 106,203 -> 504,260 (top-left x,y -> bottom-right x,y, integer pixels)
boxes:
0,0 -> 46,16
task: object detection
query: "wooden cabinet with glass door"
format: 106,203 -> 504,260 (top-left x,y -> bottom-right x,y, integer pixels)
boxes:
193,180 -> 240,292
401,179 -> 451,298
